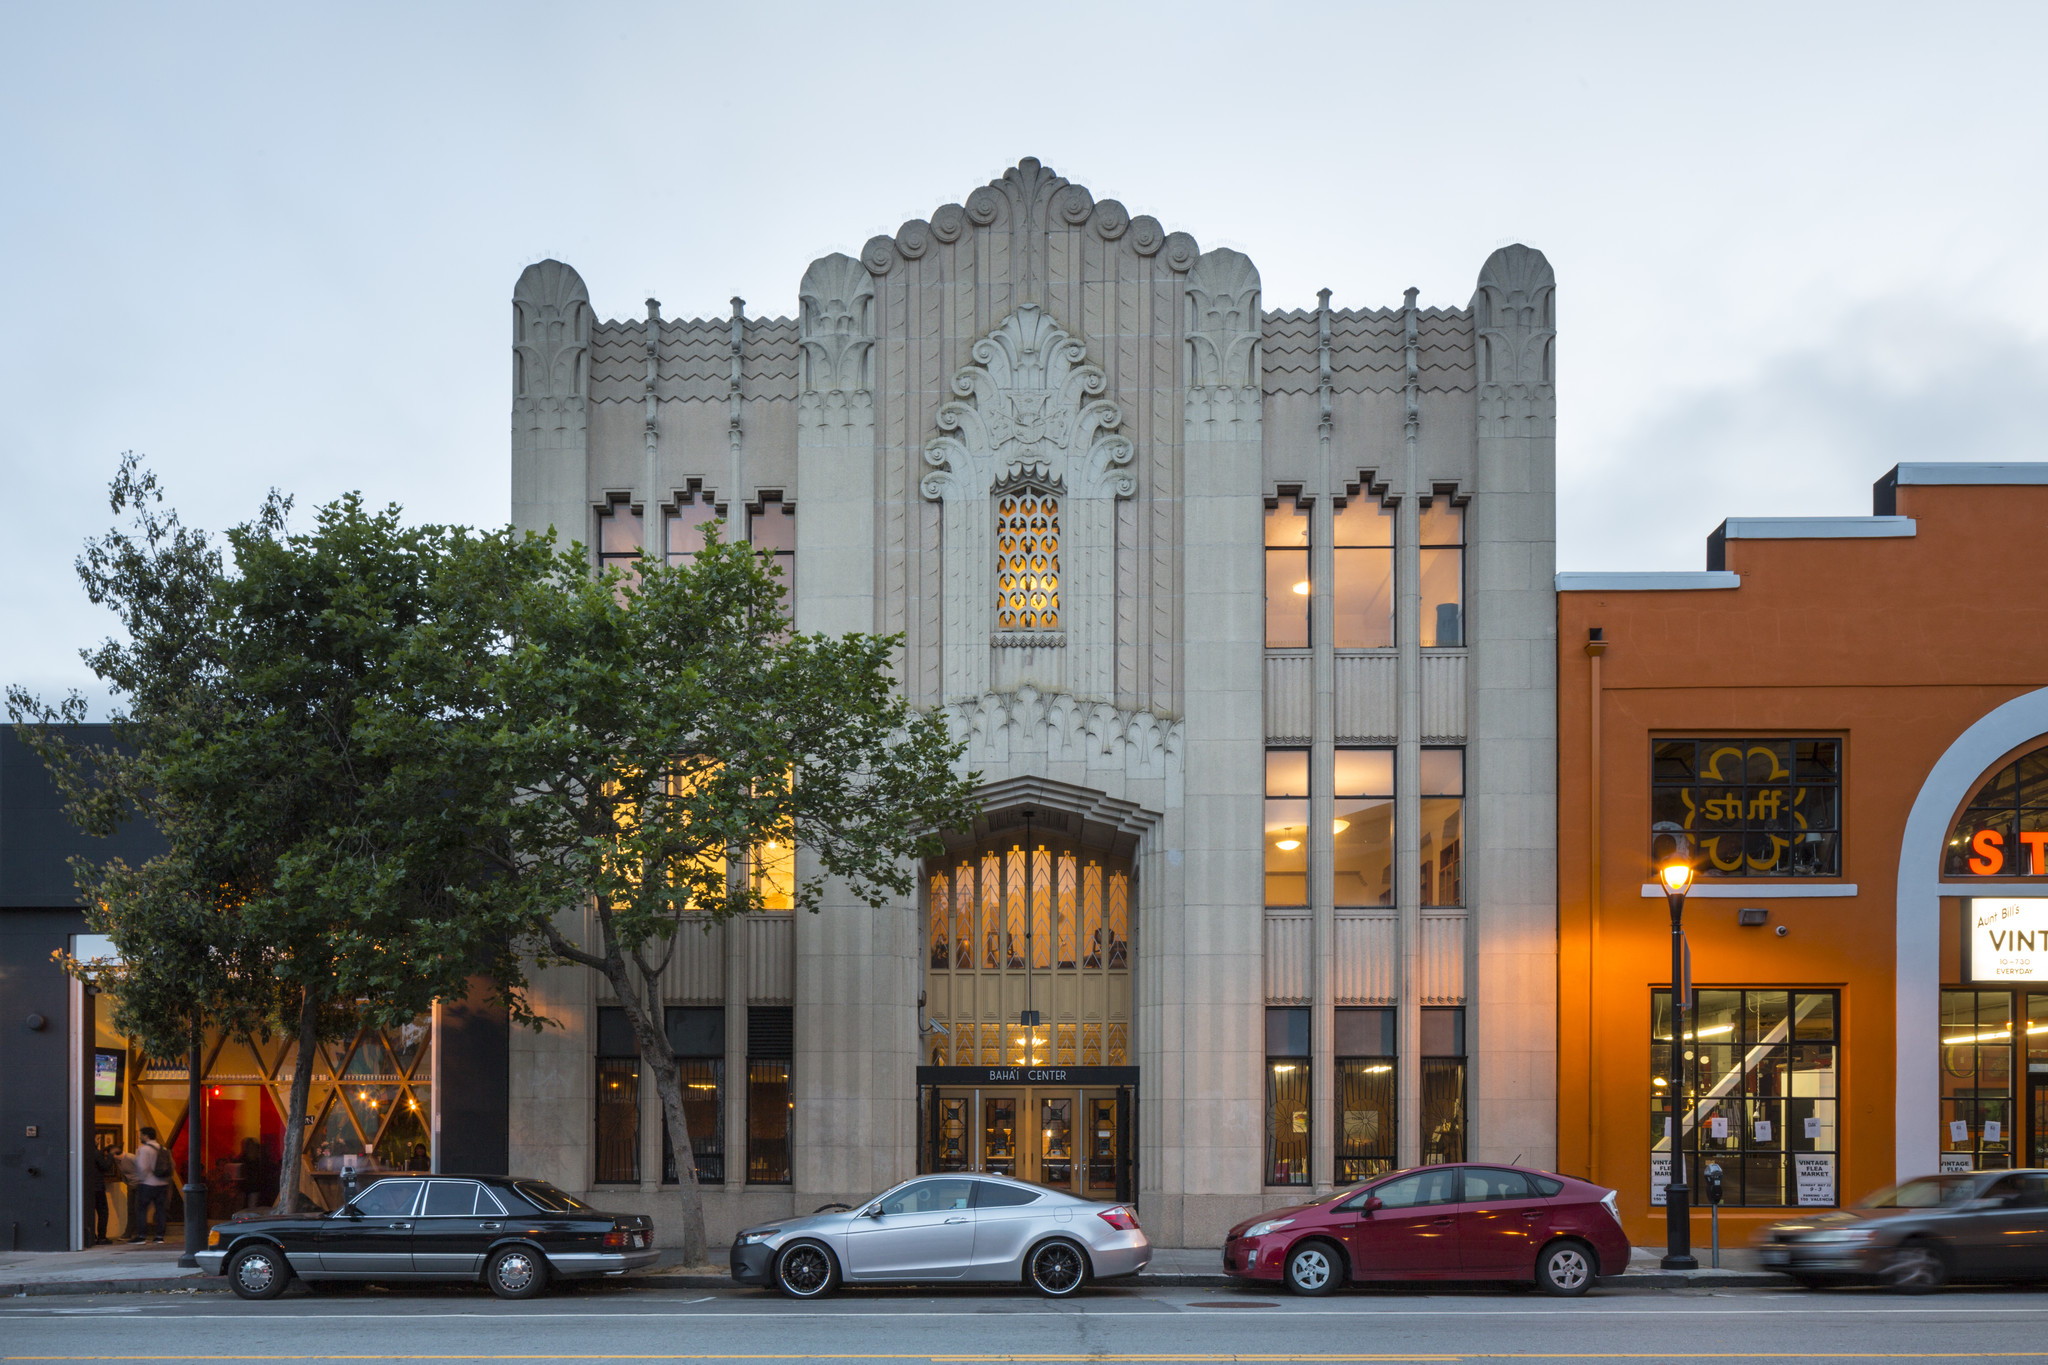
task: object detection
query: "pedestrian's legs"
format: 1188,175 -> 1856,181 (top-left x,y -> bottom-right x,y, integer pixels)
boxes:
138,1184 -> 168,1240
93,1190 -> 108,1243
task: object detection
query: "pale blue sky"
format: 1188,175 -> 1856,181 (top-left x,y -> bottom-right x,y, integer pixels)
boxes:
6,2 -> 2046,710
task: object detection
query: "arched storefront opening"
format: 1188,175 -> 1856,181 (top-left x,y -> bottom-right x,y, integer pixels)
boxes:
915,805 -> 1140,1201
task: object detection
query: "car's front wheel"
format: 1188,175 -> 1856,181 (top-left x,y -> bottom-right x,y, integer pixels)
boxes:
775,1241 -> 839,1299
1880,1243 -> 1948,1293
226,1244 -> 291,1301
1284,1240 -> 1341,1296
1535,1240 -> 1596,1297
486,1246 -> 549,1300
1027,1238 -> 1089,1297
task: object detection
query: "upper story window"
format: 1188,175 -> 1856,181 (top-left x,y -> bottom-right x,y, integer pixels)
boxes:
1334,747 -> 1394,907
1265,501 -> 1310,648
1652,739 -> 1842,877
996,488 -> 1060,632
1419,500 -> 1463,648
1421,748 -> 1464,907
597,501 -> 644,584
1332,500 -> 1394,649
1265,748 -> 1310,907
666,493 -> 721,563
1946,749 -> 2048,877
749,496 -> 795,618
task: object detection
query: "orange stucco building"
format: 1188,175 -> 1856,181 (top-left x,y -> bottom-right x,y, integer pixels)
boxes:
1559,463 -> 2048,1248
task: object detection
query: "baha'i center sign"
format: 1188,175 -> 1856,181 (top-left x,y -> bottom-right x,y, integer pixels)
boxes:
1967,899 -> 2048,983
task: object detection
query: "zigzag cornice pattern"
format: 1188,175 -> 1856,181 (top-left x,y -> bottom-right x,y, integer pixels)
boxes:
937,686 -> 1183,782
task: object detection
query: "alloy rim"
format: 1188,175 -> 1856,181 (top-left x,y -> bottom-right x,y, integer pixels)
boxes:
1034,1242 -> 1084,1294
236,1252 -> 277,1294
782,1245 -> 830,1295
1290,1248 -> 1332,1290
1887,1248 -> 1940,1287
1548,1248 -> 1590,1289
496,1252 -> 536,1292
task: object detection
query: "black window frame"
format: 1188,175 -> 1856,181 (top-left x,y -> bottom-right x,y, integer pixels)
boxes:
1651,738 -> 1843,879
1265,1006 -> 1311,1188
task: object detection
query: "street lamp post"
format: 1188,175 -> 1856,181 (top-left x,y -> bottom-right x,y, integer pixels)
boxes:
1659,859 -> 1698,1271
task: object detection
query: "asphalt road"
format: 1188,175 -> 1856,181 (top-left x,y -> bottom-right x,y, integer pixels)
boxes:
8,1282 -> 2048,1363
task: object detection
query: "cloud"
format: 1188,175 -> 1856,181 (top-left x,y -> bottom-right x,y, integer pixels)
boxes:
1561,300 -> 2048,572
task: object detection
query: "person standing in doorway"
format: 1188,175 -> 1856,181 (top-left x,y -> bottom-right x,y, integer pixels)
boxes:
132,1127 -> 171,1243
85,1139 -> 115,1244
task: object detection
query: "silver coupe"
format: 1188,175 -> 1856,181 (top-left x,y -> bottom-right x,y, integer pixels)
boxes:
729,1174 -> 1150,1297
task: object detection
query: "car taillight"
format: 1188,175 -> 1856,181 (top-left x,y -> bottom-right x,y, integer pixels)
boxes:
603,1227 -> 630,1248
1098,1206 -> 1139,1231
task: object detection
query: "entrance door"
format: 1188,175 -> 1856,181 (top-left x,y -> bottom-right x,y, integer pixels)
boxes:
927,1088 -> 1128,1195
2031,1075 -> 2048,1169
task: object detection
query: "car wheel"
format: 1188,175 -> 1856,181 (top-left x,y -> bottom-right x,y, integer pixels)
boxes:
1027,1238 -> 1089,1298
226,1244 -> 291,1301
1284,1241 -> 1341,1296
486,1246 -> 549,1300
775,1241 -> 839,1299
1536,1240 -> 1596,1297
1880,1243 -> 1948,1294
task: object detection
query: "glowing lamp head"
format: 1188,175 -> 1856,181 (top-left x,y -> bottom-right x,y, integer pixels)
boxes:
1291,581 -> 1310,596
1659,861 -> 1695,897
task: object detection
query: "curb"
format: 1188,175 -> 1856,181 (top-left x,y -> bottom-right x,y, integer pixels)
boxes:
4,1276 -> 223,1298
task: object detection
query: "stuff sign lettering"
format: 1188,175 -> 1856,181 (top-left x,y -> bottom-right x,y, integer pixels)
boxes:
1968,899 -> 2048,983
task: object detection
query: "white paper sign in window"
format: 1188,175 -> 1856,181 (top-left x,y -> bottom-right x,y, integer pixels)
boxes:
1794,1155 -> 1834,1207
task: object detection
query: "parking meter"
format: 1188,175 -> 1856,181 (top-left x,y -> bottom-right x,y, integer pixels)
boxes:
1703,1161 -> 1724,1267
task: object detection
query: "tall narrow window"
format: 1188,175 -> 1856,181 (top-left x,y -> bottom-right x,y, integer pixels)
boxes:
661,1007 -> 724,1186
750,497 -> 795,618
1420,1006 -> 1466,1165
1266,1007 -> 1311,1186
1421,749 -> 1464,908
746,1006 -> 793,1184
1333,500 -> 1394,649
995,489 -> 1060,631
1265,749 -> 1310,907
1335,748 -> 1395,907
1336,1007 -> 1396,1183
666,493 -> 720,563
597,502 -> 644,585
594,1008 -> 639,1184
1419,500 -> 1463,647
1265,501 -> 1310,648
1941,990 -> 2012,1172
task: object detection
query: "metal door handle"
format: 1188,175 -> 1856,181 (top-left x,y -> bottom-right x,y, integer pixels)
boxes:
1522,1211 -> 1544,1219
480,1222 -> 502,1231
1432,1217 -> 1454,1225
945,1217 -> 969,1224
390,1222 -> 412,1230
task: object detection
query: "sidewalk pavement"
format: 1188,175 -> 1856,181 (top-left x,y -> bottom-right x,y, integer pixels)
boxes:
4,1240 -> 1790,1297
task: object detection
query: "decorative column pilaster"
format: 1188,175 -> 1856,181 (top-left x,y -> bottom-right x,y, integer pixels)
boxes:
1310,288 -> 1338,1194
510,260 -> 592,546
1396,287 -> 1424,1171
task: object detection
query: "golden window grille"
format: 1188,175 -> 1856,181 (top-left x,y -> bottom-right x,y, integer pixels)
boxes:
996,491 -> 1060,631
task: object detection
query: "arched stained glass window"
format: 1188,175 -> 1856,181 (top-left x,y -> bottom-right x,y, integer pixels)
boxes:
996,490 -> 1060,632
929,871 -> 949,968
1056,854 -> 1078,969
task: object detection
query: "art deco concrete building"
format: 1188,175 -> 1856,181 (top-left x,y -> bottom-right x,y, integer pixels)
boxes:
505,159 -> 1559,1247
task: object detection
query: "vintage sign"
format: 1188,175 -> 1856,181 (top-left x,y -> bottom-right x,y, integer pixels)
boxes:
1966,899 -> 2048,983
1795,1155 -> 1835,1206
1650,1153 -> 1671,1207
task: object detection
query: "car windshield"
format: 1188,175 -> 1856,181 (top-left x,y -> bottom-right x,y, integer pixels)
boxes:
514,1180 -> 592,1213
1858,1176 -> 1982,1209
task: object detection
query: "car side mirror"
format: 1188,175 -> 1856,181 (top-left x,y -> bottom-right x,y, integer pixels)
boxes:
864,1204 -> 884,1218
1358,1196 -> 1382,1218
342,1204 -> 362,1220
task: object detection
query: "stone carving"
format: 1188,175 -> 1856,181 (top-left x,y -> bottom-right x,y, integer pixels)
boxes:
1128,216 -> 1164,256
938,686 -> 1184,782
798,253 -> 875,394
1093,199 -> 1129,240
512,259 -> 591,404
1473,244 -> 1555,389
920,305 -> 1133,500
931,203 -> 967,242
896,218 -> 932,260
1162,232 -> 1200,274
861,235 -> 897,276
1183,248 -> 1262,389
1057,183 -> 1094,225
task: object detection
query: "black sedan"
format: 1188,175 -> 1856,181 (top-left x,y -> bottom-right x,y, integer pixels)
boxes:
196,1174 -> 656,1299
1758,1169 -> 2048,1290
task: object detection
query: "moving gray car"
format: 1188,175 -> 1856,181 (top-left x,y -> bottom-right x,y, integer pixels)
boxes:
729,1174 -> 1149,1298
1757,1170 -> 2048,1290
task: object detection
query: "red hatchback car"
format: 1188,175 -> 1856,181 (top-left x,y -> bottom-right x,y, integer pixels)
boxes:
1224,1163 -> 1630,1296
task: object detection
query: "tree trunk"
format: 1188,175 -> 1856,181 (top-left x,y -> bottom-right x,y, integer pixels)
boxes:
614,970 -> 709,1266
271,986 -> 321,1214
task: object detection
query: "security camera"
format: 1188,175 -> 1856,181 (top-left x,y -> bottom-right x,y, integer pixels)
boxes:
1774,925 -> 1789,937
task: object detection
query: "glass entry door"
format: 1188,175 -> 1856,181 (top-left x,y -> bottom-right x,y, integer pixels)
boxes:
931,1088 -> 1126,1196
2031,1075 -> 2048,1168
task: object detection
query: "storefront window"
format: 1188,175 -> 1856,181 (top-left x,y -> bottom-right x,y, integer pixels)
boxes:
1941,990 -> 2015,1170
1420,749 -> 1463,908
1419,500 -> 1463,647
1650,739 -> 1842,877
747,1006 -> 793,1184
1334,748 -> 1394,907
1421,1007 -> 1466,1165
1332,499 -> 1393,649
1336,1007 -> 1395,1183
1266,749 -> 1310,907
1266,1007 -> 1310,1186
1265,501 -> 1310,648
1945,749 -> 2048,877
1653,989 -> 1838,1205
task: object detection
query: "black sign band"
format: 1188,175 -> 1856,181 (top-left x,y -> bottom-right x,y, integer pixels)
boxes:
916,1066 -> 1139,1087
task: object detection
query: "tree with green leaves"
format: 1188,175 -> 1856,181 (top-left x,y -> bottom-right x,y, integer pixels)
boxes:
415,524 -> 979,1265
11,457 -> 539,1212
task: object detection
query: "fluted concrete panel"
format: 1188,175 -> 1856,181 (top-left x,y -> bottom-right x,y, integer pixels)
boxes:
1263,913 -> 1312,1003
1264,653 -> 1312,741
748,915 -> 794,1003
1334,654 -> 1397,742
1333,911 -> 1397,1004
1421,653 -> 1467,742
1420,913 -> 1467,1004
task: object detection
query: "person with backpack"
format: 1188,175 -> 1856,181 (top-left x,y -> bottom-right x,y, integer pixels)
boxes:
132,1127 -> 172,1243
